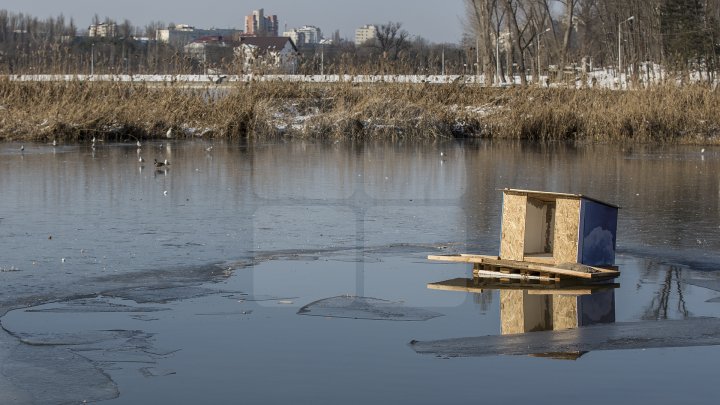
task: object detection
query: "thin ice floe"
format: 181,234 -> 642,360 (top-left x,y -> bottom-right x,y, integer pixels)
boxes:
411,317 -> 720,358
298,296 -> 443,321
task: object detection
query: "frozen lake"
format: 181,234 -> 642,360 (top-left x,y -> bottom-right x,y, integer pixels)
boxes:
1,139 -> 720,404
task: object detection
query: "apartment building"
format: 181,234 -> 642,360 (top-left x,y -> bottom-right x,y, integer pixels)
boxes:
355,24 -> 377,45
157,24 -> 242,47
88,22 -> 117,38
244,9 -> 278,36
282,25 -> 322,48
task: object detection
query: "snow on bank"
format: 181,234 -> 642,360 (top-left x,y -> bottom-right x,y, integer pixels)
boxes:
6,74 -> 482,85
6,66 -> 716,89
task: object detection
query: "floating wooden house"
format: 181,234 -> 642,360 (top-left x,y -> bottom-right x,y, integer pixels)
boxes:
429,188 -> 620,280
499,188 -> 618,267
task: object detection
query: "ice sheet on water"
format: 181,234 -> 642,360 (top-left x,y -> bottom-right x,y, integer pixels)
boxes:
139,367 -> 177,378
686,277 -> 720,293
25,297 -> 169,313
12,329 -> 148,346
297,296 -> 443,321
1,319 -> 175,402
12,345 -> 119,402
3,340 -> 120,404
227,293 -> 298,302
103,285 -> 219,303
410,317 -> 720,358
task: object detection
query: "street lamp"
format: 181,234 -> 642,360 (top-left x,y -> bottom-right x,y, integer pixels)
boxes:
618,16 -> 634,81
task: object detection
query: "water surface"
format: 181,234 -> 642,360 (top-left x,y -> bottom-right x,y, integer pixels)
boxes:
1,140 -> 719,404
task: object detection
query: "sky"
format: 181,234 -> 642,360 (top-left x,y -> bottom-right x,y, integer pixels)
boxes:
3,0 -> 467,43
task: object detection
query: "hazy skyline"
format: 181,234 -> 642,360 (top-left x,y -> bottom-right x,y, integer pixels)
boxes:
3,0 -> 466,43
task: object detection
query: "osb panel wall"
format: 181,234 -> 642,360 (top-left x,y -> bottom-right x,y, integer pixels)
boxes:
500,192 -> 526,261
552,295 -> 579,330
553,198 -> 581,263
500,290 -> 525,335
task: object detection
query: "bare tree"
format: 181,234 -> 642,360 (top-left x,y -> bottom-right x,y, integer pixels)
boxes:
375,21 -> 410,60
465,0 -> 497,82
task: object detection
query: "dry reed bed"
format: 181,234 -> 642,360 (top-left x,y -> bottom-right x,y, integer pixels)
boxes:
0,78 -> 718,143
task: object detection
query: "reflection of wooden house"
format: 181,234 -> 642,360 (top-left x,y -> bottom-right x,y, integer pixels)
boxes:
500,289 -> 615,333
429,188 -> 620,280
428,278 -> 616,333
427,277 -> 617,360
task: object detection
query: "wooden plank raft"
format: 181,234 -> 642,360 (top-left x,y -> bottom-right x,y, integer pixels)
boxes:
427,254 -> 620,280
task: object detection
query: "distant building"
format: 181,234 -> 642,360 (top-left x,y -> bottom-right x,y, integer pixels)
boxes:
88,22 -> 117,38
184,36 -> 237,71
282,25 -> 322,48
355,24 -> 377,45
236,36 -> 298,73
297,25 -> 322,45
282,30 -> 305,48
157,24 -> 242,47
245,9 -> 278,36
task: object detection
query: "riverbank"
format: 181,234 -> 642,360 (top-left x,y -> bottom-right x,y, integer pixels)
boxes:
1,79 -> 718,143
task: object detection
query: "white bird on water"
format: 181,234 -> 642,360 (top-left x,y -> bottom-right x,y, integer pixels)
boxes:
20,145 -> 24,152
52,139 -> 57,146
166,128 -> 173,138
136,140 -> 142,147
138,156 -> 144,163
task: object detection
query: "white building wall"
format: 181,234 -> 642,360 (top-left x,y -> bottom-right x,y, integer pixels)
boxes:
297,26 -> 322,44
355,25 -> 377,45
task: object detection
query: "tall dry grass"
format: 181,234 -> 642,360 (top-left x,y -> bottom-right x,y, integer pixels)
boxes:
1,78 -> 719,143
486,85 -> 720,142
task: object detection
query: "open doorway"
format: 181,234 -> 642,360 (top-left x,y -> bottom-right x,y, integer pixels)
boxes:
523,197 -> 555,262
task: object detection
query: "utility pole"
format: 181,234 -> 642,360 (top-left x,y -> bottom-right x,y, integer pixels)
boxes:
441,47 -> 445,76
476,37 -> 480,82
91,43 -> 95,76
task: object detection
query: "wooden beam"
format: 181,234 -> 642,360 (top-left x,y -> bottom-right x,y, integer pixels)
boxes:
428,254 -> 620,280
474,269 -> 560,282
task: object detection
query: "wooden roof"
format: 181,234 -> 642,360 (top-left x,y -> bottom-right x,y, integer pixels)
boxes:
501,188 -> 619,208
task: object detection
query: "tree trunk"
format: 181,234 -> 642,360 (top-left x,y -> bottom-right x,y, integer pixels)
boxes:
559,0 -> 575,81
502,0 -> 527,85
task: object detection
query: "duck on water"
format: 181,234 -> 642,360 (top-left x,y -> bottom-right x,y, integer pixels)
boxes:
154,159 -> 170,168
